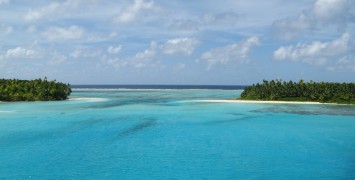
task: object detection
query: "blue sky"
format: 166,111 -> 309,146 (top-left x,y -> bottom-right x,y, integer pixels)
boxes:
0,0 -> 354,85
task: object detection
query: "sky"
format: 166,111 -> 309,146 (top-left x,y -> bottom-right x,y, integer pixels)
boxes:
0,0 -> 354,85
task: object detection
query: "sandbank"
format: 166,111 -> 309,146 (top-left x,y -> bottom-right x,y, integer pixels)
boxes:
196,99 -> 334,104
68,97 -> 108,102
0,110 -> 16,113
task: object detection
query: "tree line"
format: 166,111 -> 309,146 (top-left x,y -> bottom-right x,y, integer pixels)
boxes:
0,78 -> 72,101
239,80 -> 355,104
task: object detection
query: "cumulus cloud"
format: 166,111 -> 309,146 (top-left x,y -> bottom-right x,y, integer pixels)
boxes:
128,41 -> 159,68
107,37 -> 199,69
42,26 -> 85,41
197,36 -> 260,70
70,48 -> 101,59
108,45 -> 122,54
312,0 -> 348,22
24,0 -> 83,21
201,12 -> 241,25
170,11 -> 241,31
5,47 -> 38,59
113,0 -> 155,23
25,2 -> 60,21
107,42 -> 161,69
272,0 -> 354,39
160,38 -> 199,56
273,33 -> 352,65
125,38 -> 199,68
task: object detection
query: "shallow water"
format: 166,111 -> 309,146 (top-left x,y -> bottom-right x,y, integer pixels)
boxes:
0,89 -> 354,179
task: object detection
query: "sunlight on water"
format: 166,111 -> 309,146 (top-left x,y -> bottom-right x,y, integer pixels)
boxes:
0,88 -> 354,179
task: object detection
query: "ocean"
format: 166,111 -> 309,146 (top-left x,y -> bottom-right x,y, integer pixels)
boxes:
0,86 -> 354,179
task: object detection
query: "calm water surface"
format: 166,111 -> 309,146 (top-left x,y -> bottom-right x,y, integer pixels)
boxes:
0,87 -> 354,179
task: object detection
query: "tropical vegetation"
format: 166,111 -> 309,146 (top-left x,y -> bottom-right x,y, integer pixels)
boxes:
0,78 -> 71,101
239,80 -> 355,104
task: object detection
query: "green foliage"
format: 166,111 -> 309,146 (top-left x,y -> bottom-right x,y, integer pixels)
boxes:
0,78 -> 72,101
239,79 -> 355,104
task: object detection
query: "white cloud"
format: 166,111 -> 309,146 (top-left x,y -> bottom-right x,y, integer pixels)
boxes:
69,50 -> 82,59
108,45 -> 122,54
161,38 -> 199,56
129,41 -> 159,68
108,32 -> 118,38
197,36 -> 260,70
272,0 -> 354,39
107,38 -> 200,69
5,47 -> 38,59
0,0 -> 9,5
201,12 -> 241,25
107,41 -> 162,69
24,0 -> 84,21
0,23 -> 13,34
126,37 -> 199,68
42,26 -> 85,41
25,2 -> 60,21
113,0 -> 155,23
170,11 -> 241,31
328,55 -> 355,72
273,33 -> 352,65
70,48 -> 101,59
313,0 -> 348,22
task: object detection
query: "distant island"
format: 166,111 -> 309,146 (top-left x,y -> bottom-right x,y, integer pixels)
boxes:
0,78 -> 71,101
238,80 -> 355,104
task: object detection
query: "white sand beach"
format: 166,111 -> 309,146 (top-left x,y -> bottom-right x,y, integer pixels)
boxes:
196,99 -> 334,104
69,97 -> 108,102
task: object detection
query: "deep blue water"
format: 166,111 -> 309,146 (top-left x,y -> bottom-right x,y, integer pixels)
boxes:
0,87 -> 355,179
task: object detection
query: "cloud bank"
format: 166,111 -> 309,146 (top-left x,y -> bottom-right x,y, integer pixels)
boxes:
1,0 -> 354,84
273,0 -> 355,39
274,33 -> 353,65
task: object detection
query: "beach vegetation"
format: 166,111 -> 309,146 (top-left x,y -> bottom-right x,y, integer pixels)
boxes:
0,78 -> 71,101
239,80 -> 355,104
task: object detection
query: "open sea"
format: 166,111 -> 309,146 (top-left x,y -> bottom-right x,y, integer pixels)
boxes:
0,85 -> 354,179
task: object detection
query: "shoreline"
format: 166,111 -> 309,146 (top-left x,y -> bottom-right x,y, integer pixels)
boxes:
196,99 -> 336,104
0,98 -> 107,102
68,97 -> 108,101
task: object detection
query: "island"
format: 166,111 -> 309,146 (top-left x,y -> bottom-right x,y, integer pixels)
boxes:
238,80 -> 355,104
0,78 -> 72,101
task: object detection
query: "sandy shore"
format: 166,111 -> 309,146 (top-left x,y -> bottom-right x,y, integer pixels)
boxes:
68,97 -> 108,101
0,110 -> 16,113
196,99 -> 334,104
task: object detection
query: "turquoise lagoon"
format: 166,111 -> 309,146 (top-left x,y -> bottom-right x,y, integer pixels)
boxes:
0,87 -> 355,179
